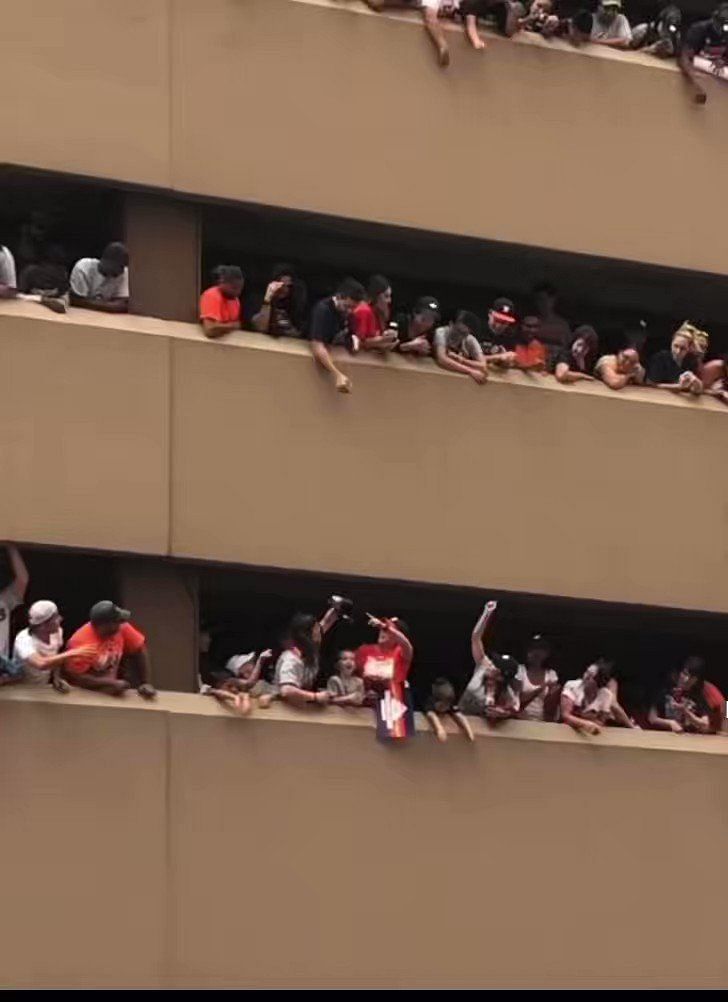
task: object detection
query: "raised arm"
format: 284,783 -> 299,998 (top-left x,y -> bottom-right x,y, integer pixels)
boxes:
5,544 -> 29,602
471,600 -> 497,666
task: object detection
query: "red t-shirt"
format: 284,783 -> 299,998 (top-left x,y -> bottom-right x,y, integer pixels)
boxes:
199,285 -> 241,325
355,643 -> 411,690
66,621 -> 146,677
350,301 -> 384,341
515,339 -> 546,370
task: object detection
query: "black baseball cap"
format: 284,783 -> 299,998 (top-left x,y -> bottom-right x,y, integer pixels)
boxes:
490,652 -> 519,681
490,297 -> 517,324
90,600 -> 131,626
413,296 -> 441,323
527,634 -> 552,653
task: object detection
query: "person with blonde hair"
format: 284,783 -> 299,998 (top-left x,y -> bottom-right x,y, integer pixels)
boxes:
646,322 -> 704,396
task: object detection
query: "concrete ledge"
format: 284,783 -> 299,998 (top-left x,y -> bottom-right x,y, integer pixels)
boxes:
0,0 -> 726,273
2,299 -> 728,614
2,685 -> 728,988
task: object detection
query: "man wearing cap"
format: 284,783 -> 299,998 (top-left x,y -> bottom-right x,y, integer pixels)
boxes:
679,4 -> 728,104
480,297 -> 519,360
396,296 -> 441,357
63,601 -> 156,698
590,0 -> 632,48
432,310 -> 487,383
12,601 -> 94,692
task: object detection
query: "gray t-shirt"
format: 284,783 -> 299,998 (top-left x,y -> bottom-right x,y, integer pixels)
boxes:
432,325 -> 483,362
274,649 -> 318,691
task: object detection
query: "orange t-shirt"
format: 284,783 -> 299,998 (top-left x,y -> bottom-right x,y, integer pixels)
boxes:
66,621 -> 146,677
515,339 -> 546,370
199,285 -> 241,325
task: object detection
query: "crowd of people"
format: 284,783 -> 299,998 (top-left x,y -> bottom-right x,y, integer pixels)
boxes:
200,264 -> 727,401
360,1 -> 728,105
198,593 -> 726,740
1,228 -> 725,404
0,544 -> 723,740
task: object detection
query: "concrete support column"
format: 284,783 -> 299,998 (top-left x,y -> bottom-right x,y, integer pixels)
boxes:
116,558 -> 198,692
124,192 -> 200,322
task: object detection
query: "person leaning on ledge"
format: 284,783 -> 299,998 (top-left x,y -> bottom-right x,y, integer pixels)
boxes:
63,601 -> 157,699
199,265 -> 244,339
69,242 -> 129,314
309,277 -> 365,394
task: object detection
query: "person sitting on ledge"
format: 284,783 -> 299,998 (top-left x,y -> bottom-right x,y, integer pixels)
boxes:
432,310 -> 488,383
350,274 -> 399,354
423,676 -> 475,742
553,325 -> 598,384
309,277 -> 365,394
63,601 -> 157,699
251,262 -> 307,339
199,265 -> 244,339
396,296 -> 441,357
326,649 -> 365,707
594,346 -> 645,390
274,601 -> 347,708
356,614 -> 414,707
560,658 -> 636,735
12,600 -> 94,693
679,3 -> 728,105
362,1 -> 518,67
69,242 -> 129,313
646,324 -> 703,396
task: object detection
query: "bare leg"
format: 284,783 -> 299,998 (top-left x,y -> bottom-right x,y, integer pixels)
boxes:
452,711 -> 475,742
423,9 -> 450,67
426,711 -> 448,742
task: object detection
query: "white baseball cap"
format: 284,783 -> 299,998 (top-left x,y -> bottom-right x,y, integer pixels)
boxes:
225,652 -> 257,677
28,600 -> 59,627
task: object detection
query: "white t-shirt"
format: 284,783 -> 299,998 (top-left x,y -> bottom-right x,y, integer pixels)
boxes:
0,584 -> 21,659
591,12 -> 632,43
0,246 -> 17,289
516,664 -> 559,721
562,678 -> 614,718
70,258 -> 129,302
12,627 -> 63,685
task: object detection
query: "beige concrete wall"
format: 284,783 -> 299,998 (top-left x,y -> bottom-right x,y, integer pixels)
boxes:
0,0 -> 171,187
1,299 -> 728,614
0,687 -> 727,988
1,1 -> 727,275
0,306 -> 170,554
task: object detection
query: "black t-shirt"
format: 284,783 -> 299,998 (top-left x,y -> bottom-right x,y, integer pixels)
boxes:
646,350 -> 697,385
685,19 -> 728,58
309,297 -> 346,345
552,344 -> 597,375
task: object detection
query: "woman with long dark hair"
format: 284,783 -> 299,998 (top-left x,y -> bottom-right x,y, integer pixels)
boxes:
273,602 -> 342,707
